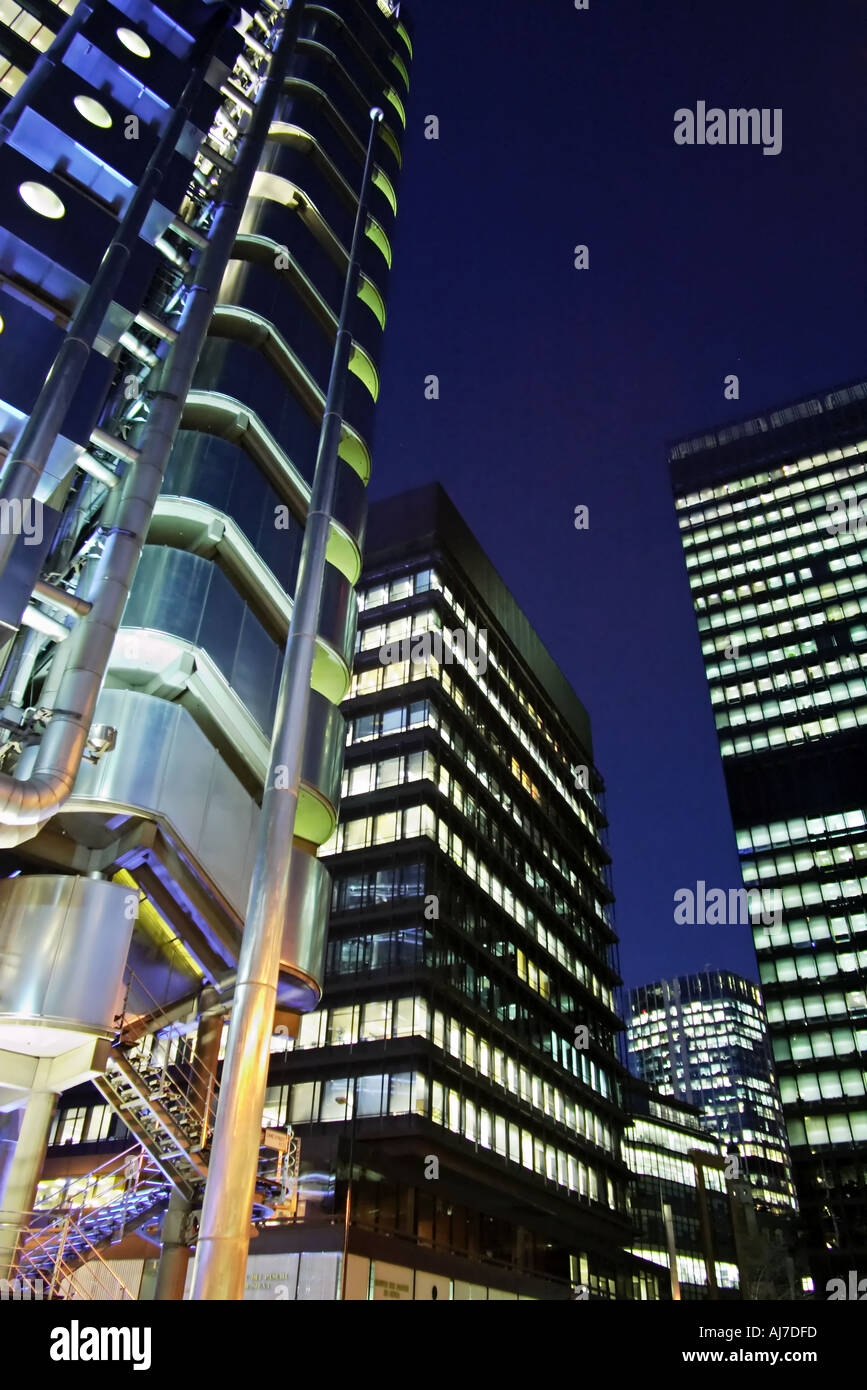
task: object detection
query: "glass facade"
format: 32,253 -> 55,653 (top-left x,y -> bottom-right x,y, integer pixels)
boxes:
266,484 -> 638,1298
628,971 -> 795,1212
671,382 -> 867,1280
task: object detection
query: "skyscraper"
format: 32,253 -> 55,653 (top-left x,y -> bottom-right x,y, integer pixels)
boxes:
670,380 -> 867,1282
0,0 -> 411,1295
627,970 -> 796,1213
242,483 -> 642,1299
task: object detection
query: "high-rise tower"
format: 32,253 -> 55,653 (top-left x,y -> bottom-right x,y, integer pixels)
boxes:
670,380 -> 867,1283
253,483 -> 641,1300
627,970 -> 796,1213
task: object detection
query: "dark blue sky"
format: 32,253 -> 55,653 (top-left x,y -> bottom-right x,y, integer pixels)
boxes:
368,0 -> 867,990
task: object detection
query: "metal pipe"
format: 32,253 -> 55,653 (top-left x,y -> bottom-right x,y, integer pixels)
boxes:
20,604 -> 69,642
192,105 -> 384,1302
77,452 -> 118,487
89,428 -> 139,465
0,13 -> 230,585
0,12 -> 292,847
0,2 -> 95,147
32,581 -> 91,617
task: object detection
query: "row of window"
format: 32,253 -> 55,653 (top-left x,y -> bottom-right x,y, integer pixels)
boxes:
680,447 -> 867,533
765,987 -> 867,1025
720,705 -> 867,759
326,923 -> 425,974
325,911 -> 616,1088
715,651 -> 867,709
676,434 -> 867,504
779,1067 -> 867,1104
787,1110 -> 867,1149
745,842 -> 867,881
743,872 -> 867,912
703,634 -> 818,678
624,1144 -> 726,1193
626,1118 -> 720,1161
773,1026 -> 867,1062
275,1072 -> 620,1206
330,860 -> 425,913
322,796 -> 615,1009
700,592 -> 867,644
715,679 -> 867,729
630,1245 -> 739,1290
356,566 -> 585,803
48,1104 -> 115,1147
698,571 -> 867,625
759,948 -> 867,985
738,809 -> 867,852
277,994 -> 615,1149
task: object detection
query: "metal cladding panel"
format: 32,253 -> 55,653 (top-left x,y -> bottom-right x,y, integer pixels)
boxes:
0,875 -> 133,1034
278,849 -> 331,1010
333,455 -> 366,549
64,688 -> 259,919
55,689 -> 332,1006
320,560 -> 356,668
300,687 -> 345,815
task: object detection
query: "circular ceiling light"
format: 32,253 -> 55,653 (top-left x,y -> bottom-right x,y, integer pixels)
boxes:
18,182 -> 65,219
116,27 -> 150,58
74,94 -> 112,128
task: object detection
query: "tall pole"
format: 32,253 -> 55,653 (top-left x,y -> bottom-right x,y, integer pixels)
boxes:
191,105 -> 384,1301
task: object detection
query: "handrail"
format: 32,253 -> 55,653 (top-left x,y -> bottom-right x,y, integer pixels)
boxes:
117,969 -> 220,1139
34,1145 -> 147,1218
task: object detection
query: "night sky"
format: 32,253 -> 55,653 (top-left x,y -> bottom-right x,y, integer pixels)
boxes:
367,0 -> 867,992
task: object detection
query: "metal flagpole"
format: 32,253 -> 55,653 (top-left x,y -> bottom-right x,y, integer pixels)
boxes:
191,104 -> 384,1301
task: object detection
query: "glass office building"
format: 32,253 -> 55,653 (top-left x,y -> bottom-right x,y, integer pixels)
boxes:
623,1079 -> 739,1299
627,971 -> 795,1213
250,483 -> 644,1299
670,381 -> 867,1281
0,0 -> 410,1296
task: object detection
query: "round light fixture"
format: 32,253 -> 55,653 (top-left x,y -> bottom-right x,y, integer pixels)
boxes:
18,182 -> 65,219
116,27 -> 150,58
74,95 -> 112,128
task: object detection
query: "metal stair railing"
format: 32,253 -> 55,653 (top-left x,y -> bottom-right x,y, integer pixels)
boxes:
114,970 -> 220,1149
7,1147 -> 169,1299
18,1214 -> 137,1300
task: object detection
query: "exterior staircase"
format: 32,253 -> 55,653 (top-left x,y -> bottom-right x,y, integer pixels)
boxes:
8,972 -> 292,1298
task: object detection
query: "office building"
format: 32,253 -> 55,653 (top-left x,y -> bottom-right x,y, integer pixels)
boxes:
670,381 -> 867,1281
623,1078 -> 740,1299
627,970 -> 796,1213
0,0 -> 411,1297
225,483 -> 648,1299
